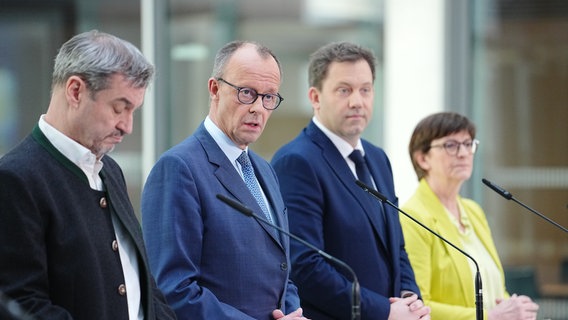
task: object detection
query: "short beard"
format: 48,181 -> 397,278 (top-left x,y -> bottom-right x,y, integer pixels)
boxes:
92,143 -> 115,160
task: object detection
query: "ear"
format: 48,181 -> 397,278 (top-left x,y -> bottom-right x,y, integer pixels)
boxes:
208,78 -> 220,100
65,76 -> 86,108
308,87 -> 320,111
414,150 -> 431,172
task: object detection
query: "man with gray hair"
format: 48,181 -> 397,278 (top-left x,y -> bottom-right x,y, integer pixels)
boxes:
0,30 -> 175,320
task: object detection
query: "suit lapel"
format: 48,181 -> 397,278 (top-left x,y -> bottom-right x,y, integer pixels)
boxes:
195,126 -> 283,248
363,145 -> 396,252
419,181 -> 473,299
306,123 -> 390,252
99,164 -> 145,259
250,152 -> 287,248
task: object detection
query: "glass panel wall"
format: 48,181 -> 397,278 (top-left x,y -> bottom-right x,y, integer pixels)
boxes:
1,0 -> 566,306
0,0 -> 384,215
472,0 -> 568,300
0,0 -> 145,211
161,0 -> 385,160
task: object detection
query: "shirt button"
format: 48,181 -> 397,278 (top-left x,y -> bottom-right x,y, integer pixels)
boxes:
99,197 -> 107,208
112,240 -> 118,251
280,262 -> 288,271
118,284 -> 126,296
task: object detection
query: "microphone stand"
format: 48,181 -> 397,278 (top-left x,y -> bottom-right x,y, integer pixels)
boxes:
482,178 -> 568,233
216,194 -> 361,320
355,180 -> 483,320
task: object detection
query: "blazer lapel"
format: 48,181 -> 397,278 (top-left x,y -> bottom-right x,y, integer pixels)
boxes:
250,152 -> 286,249
99,165 -> 145,258
419,181 -> 474,299
364,146 -> 396,252
306,122 -> 390,251
195,126 -> 283,248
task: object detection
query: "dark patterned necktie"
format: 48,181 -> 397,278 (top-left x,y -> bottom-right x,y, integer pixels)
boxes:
349,149 -> 388,239
349,149 -> 373,188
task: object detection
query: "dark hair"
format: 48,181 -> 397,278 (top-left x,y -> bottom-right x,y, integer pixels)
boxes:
211,40 -> 282,79
409,112 -> 476,180
308,41 -> 376,90
52,30 -> 154,96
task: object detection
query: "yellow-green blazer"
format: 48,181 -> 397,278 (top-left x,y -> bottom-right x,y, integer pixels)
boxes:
400,179 -> 508,320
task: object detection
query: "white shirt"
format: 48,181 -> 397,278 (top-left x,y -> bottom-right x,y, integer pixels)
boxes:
38,115 -> 143,320
446,201 -> 504,309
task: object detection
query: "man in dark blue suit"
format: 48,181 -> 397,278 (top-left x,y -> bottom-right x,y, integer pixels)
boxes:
271,42 -> 431,320
141,41 -> 307,320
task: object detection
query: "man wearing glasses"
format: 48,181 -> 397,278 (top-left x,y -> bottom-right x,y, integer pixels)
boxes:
141,41 -> 307,320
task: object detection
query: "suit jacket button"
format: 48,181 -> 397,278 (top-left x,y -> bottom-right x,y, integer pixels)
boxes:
280,262 -> 288,271
112,240 -> 119,251
118,284 -> 126,296
99,197 -> 107,208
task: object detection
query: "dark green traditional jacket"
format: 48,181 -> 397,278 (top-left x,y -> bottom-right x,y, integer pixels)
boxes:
0,125 -> 175,320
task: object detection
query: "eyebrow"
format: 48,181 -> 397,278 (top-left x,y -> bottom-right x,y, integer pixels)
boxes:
115,97 -> 134,107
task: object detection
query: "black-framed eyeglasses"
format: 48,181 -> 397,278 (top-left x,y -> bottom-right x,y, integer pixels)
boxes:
429,139 -> 480,156
217,78 -> 283,110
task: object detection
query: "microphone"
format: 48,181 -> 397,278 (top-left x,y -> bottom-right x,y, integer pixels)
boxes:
216,194 -> 361,320
0,290 -> 34,320
482,178 -> 568,233
355,180 -> 483,320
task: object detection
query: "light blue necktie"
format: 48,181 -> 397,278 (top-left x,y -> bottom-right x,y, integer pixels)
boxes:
237,151 -> 273,223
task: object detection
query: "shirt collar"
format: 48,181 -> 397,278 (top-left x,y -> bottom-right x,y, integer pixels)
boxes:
312,116 -> 364,159
38,115 -> 103,182
204,116 -> 247,170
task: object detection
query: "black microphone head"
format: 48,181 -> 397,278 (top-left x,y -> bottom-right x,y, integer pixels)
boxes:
355,180 -> 369,191
355,180 -> 388,202
216,194 -> 254,216
482,178 -> 513,200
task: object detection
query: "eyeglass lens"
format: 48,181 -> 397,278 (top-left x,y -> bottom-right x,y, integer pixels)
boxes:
443,140 -> 478,154
237,89 -> 280,109
218,78 -> 281,110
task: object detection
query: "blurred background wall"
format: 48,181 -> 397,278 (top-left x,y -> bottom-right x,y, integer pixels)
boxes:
1,0 -> 566,313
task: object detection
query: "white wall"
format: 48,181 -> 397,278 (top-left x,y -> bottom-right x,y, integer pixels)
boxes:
384,0 -> 445,204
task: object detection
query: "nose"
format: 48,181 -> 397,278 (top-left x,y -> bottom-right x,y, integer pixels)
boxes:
248,96 -> 265,113
456,143 -> 468,157
117,112 -> 134,135
349,92 -> 364,109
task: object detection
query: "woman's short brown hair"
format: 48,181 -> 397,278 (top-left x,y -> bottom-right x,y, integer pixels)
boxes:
409,112 -> 476,180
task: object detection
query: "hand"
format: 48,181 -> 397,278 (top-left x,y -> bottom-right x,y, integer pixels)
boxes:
272,307 -> 310,320
488,294 -> 539,320
388,294 -> 431,320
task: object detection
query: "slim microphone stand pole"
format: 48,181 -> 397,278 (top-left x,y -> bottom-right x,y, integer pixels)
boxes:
253,213 -> 361,320
482,178 -> 568,233
511,197 -> 568,233
355,181 -> 483,320
216,194 -> 361,320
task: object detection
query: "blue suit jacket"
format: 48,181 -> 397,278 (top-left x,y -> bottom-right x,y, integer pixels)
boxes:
141,123 -> 300,320
271,121 -> 420,320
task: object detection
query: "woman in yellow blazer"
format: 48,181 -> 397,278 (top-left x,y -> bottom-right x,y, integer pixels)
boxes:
400,112 -> 539,320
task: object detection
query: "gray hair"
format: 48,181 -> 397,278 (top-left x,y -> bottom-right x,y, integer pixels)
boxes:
52,30 -> 154,95
211,40 -> 282,79
308,42 -> 376,90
